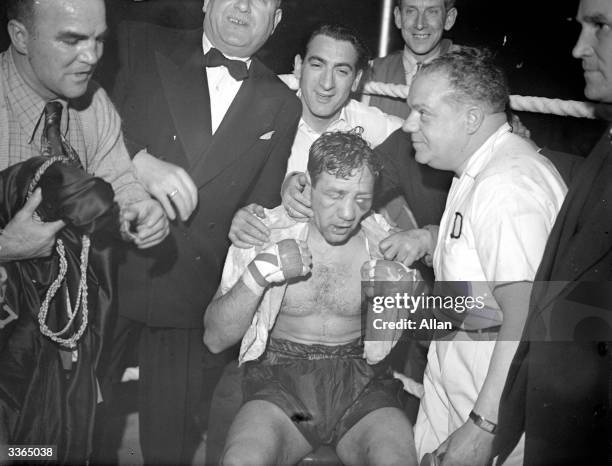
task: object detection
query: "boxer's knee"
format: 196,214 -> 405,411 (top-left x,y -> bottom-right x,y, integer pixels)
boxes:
221,440 -> 273,466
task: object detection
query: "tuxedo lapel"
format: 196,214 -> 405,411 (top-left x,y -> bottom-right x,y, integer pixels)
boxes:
560,179 -> 612,279
191,60 -> 280,188
155,49 -> 212,167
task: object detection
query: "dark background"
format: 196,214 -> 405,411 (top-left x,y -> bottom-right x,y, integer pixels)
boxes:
1,0 -> 606,155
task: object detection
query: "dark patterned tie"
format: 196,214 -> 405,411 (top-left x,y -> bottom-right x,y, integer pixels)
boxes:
43,101 -> 82,168
203,47 -> 249,81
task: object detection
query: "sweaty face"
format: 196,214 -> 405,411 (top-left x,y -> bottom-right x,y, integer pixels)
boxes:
23,0 -> 106,100
573,0 -> 612,103
203,0 -> 281,58
403,72 -> 468,172
310,168 -> 374,245
299,35 -> 362,128
394,0 -> 457,60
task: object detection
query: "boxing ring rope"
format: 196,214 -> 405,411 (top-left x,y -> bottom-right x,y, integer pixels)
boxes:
119,74 -> 604,387
278,74 -> 607,120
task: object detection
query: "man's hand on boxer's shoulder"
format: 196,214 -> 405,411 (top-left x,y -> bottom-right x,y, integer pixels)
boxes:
132,149 -> 198,222
242,239 -> 312,294
228,203 -> 270,249
509,113 -> 532,140
282,172 -> 312,222
0,188 -> 65,261
379,227 -> 437,266
120,199 -> 169,249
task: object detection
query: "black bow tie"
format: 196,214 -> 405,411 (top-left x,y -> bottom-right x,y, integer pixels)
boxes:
203,47 -> 249,81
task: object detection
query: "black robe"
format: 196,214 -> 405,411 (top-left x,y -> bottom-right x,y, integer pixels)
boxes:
0,157 -> 118,464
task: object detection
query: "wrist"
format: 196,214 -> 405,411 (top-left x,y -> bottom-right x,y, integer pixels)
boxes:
242,266 -> 267,295
0,229 -> 19,262
469,410 -> 497,435
132,148 -> 149,163
420,225 -> 438,265
281,171 -> 302,197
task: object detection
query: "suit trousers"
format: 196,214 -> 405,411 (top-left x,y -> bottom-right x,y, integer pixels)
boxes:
102,317 -> 213,465
138,325 -> 206,465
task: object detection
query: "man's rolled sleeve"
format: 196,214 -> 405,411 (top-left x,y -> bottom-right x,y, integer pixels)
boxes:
471,177 -> 557,284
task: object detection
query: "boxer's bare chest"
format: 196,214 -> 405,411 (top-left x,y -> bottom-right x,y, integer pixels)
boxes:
280,232 -> 369,318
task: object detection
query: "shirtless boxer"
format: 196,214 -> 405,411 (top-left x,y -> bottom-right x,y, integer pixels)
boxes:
204,130 -> 418,466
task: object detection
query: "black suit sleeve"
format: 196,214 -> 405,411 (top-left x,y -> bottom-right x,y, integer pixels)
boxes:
375,129 -> 453,227
375,130 -> 406,203
111,21 -> 195,159
111,21 -> 150,157
540,147 -> 584,186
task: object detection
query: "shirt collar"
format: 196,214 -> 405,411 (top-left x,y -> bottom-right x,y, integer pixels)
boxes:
202,32 -> 251,66
5,47 -> 70,144
337,104 -> 349,125
266,205 -> 390,255
402,38 -> 453,73
462,122 -> 511,179
297,96 -> 349,134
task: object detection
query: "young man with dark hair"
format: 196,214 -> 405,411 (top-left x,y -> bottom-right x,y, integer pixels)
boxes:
229,23 -> 403,245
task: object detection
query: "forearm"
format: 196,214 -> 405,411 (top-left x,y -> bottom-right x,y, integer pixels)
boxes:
203,275 -> 265,353
473,281 -> 532,421
97,138 -> 149,208
473,339 -> 520,422
421,224 -> 439,266
0,233 -> 23,262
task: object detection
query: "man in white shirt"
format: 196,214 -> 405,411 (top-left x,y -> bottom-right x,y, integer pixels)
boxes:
396,48 -> 567,465
229,24 -> 403,247
286,24 -> 403,175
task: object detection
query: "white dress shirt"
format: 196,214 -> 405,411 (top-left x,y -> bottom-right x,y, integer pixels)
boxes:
202,34 -> 251,134
286,98 -> 403,175
433,123 -> 567,321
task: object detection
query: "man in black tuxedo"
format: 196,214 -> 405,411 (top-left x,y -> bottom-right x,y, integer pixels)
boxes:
496,0 -> 612,464
109,0 -> 301,463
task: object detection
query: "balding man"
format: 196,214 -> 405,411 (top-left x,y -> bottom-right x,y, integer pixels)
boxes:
0,0 -> 167,461
399,48 -> 567,465
109,0 -> 300,462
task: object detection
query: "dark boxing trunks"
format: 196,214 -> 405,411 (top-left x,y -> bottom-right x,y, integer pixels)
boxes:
243,338 -> 404,448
